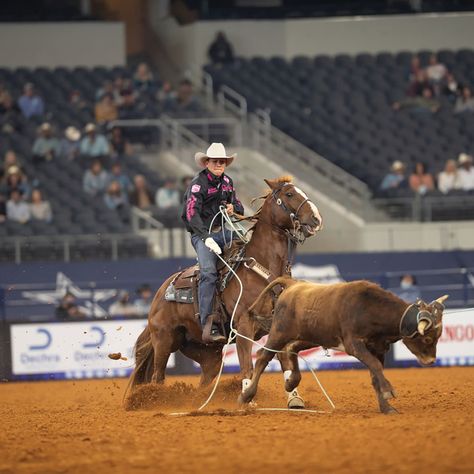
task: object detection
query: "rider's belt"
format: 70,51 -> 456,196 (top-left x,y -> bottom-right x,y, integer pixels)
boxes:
244,257 -> 272,281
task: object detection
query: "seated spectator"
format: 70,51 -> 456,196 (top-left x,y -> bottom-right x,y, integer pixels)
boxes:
208,31 -> 234,65
110,127 -> 133,159
157,81 -> 176,102
442,73 -> 461,103
394,274 -> 421,304
0,195 -> 6,224
134,284 -> 153,315
0,92 -> 23,134
69,90 -> 88,111
83,160 -> 109,197
425,53 -> 447,94
2,150 -> 22,178
438,159 -> 461,194
95,80 -> 115,102
59,126 -> 81,161
129,174 -> 153,210
407,55 -> 422,82
104,180 -> 129,211
457,153 -> 474,192
32,122 -> 60,164
95,93 -> 118,125
180,175 -> 193,194
118,89 -> 143,120
409,162 -> 434,195
55,292 -> 85,320
407,70 -> 432,97
379,161 -> 408,192
393,87 -> 440,113
1,166 -> 31,198
454,86 -> 474,114
6,190 -> 30,223
155,177 -> 181,220
18,83 -> 44,119
80,123 -> 110,159
30,189 -> 52,223
162,79 -> 202,116
109,290 -> 138,316
133,63 -> 156,94
108,162 -> 133,193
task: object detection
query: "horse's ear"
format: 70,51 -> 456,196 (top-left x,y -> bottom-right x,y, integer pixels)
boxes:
264,178 -> 278,190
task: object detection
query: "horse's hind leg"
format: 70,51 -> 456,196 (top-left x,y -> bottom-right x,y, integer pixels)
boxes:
181,342 -> 222,387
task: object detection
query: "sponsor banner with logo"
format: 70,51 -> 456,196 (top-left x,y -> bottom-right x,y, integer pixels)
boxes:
393,308 -> 474,367
194,336 -> 362,372
10,319 -> 175,380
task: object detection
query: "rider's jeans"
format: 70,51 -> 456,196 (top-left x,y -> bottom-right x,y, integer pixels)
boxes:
191,230 -> 233,328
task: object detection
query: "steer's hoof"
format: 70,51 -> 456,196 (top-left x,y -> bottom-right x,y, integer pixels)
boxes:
287,392 -> 305,409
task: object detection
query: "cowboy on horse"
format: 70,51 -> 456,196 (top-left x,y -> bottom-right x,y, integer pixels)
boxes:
181,143 -> 244,344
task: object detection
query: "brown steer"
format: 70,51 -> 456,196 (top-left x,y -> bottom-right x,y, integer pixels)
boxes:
240,277 -> 448,414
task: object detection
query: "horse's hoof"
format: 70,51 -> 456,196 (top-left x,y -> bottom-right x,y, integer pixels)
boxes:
382,406 -> 399,415
287,391 -> 305,409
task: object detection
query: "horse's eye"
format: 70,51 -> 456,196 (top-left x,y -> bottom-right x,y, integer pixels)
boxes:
286,192 -> 293,198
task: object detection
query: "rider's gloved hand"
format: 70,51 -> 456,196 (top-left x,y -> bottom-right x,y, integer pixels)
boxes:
204,237 -> 222,255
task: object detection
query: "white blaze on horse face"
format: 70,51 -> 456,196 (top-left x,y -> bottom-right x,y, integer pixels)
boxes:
293,186 -> 323,230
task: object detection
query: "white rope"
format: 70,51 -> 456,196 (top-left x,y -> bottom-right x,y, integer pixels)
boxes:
197,208 -> 335,412
169,408 -> 328,417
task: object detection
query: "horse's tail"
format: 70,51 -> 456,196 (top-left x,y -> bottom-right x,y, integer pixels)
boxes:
248,276 -> 295,332
123,325 -> 154,401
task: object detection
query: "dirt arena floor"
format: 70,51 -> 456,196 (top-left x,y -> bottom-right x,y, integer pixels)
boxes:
1,367 -> 473,474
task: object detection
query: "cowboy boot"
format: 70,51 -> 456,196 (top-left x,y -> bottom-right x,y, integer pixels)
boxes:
202,314 -> 226,344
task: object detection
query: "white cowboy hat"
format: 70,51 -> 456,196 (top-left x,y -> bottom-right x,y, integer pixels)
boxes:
65,126 -> 80,141
458,153 -> 472,165
194,143 -> 237,168
391,160 -> 405,171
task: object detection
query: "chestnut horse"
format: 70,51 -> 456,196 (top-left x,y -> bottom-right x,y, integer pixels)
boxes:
128,176 -> 322,404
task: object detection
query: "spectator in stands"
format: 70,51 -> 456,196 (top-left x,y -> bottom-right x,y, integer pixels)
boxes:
208,31 -> 234,65
104,180 -> 129,211
0,195 -> 6,223
180,175 -> 193,195
133,63 -> 156,94
108,162 -> 133,193
30,189 -> 52,223
425,53 -> 447,95
155,177 -> 181,225
129,174 -> 153,210
393,87 -> 440,113
134,284 -> 153,315
2,150 -> 21,177
394,274 -> 421,303
457,153 -> 474,192
18,83 -> 44,119
409,162 -> 434,195
0,92 -> 23,134
59,126 -> 81,161
379,161 -> 408,192
118,89 -> 143,120
95,80 -> 115,102
438,159 -> 461,194
109,290 -> 138,316
407,70 -> 432,97
157,81 -> 176,103
32,122 -> 60,164
162,79 -> 202,116
80,123 -> 110,159
83,160 -> 109,197
95,93 -> 118,125
2,166 -> 31,199
55,292 -> 85,320
407,55 -> 422,82
454,86 -> 474,114
6,189 -> 30,224
442,73 -> 461,103
110,127 -> 133,159
69,90 -> 88,111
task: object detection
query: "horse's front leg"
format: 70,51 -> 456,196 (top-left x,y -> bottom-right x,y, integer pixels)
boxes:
277,347 -> 305,409
235,315 -> 255,393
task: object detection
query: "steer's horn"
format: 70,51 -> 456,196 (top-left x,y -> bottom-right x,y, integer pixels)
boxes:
436,295 -> 449,305
418,319 -> 430,336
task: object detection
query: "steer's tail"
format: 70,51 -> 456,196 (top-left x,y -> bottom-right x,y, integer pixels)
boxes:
248,276 -> 296,331
123,325 -> 154,402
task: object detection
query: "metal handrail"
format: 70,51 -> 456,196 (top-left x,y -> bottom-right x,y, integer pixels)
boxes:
217,85 -> 248,117
130,207 -> 164,231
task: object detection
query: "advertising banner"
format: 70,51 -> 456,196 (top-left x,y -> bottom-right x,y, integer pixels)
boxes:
393,308 -> 474,367
10,319 -> 175,380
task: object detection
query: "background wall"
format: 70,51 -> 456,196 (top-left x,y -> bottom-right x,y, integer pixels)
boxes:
148,11 -> 474,76
0,23 -> 125,68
